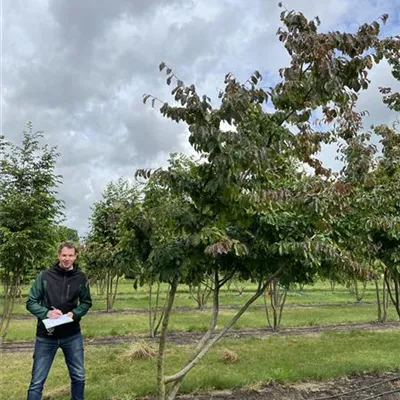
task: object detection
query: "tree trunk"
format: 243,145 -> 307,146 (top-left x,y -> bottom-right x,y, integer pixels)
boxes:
163,267 -> 283,400
385,269 -> 400,319
149,282 -> 167,338
149,282 -> 154,337
0,275 -> 19,341
189,279 -> 212,310
383,274 -> 388,322
353,279 -> 367,302
375,276 -> 382,322
104,270 -> 120,312
110,273 -> 120,310
157,278 -> 178,400
106,272 -> 111,312
264,278 -> 287,331
167,271 -> 219,399
96,277 -> 106,296
153,282 -> 167,337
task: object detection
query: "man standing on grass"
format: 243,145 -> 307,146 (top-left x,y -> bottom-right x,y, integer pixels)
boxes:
26,241 -> 92,400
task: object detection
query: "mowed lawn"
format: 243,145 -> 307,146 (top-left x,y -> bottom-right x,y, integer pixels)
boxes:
1,280 -> 399,399
2,330 -> 400,400
3,280 -> 380,316
1,280 -> 394,342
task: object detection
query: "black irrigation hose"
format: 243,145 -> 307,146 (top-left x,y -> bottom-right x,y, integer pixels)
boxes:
312,376 -> 400,399
362,387 -> 400,399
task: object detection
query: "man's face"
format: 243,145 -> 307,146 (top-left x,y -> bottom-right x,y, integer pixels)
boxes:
58,247 -> 77,270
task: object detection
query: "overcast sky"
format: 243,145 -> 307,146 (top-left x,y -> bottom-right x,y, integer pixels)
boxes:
2,0 -> 400,237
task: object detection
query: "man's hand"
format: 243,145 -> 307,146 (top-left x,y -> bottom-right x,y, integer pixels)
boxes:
67,312 -> 74,319
47,308 -> 62,319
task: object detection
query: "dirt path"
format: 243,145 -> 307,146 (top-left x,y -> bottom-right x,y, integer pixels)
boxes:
169,372 -> 400,399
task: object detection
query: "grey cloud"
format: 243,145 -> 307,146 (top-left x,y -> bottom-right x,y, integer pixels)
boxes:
3,0 -> 400,236
358,60 -> 400,128
122,107 -> 188,162
12,59 -> 98,111
48,0 -> 191,49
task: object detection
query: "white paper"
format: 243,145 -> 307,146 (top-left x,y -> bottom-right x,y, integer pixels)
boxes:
42,314 -> 73,330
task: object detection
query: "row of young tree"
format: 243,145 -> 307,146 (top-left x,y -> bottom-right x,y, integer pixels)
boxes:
81,8 -> 400,399
0,124 -> 79,341
1,7 -> 399,399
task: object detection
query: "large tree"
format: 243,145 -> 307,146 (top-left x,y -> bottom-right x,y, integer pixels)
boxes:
84,179 -> 138,311
332,35 -> 400,321
56,225 -> 80,243
364,124 -> 400,320
135,7 -> 400,400
0,124 -> 63,340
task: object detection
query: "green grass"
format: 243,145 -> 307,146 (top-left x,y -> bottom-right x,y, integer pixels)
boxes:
4,302 -> 397,342
1,279 -> 397,399
2,329 -> 400,400
1,280 -> 379,315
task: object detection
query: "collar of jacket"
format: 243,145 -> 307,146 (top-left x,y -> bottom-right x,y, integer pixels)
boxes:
52,262 -> 79,276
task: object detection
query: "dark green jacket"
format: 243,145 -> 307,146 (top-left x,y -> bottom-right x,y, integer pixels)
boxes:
26,263 -> 92,338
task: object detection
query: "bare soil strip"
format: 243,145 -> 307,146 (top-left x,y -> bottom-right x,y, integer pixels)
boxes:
166,372 -> 400,400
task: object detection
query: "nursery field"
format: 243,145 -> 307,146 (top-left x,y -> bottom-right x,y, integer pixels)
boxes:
1,280 -> 400,399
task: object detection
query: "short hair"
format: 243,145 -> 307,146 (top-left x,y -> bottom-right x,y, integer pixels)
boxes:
58,241 -> 77,255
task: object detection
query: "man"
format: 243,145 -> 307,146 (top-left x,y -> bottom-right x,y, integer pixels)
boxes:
26,242 -> 92,400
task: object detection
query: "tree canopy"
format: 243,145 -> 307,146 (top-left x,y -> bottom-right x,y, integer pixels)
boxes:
136,6 -> 400,399
0,124 -> 63,339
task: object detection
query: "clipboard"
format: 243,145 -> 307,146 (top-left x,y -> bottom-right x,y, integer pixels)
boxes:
42,314 -> 74,330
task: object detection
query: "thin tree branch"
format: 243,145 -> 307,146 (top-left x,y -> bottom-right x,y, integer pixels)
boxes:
278,87 -> 313,126
166,270 -> 221,399
218,271 -> 236,288
164,266 -> 283,385
157,278 -> 178,400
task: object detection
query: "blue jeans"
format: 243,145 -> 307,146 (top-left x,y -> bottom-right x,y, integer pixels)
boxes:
27,333 -> 85,400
